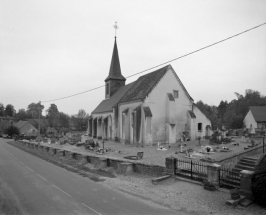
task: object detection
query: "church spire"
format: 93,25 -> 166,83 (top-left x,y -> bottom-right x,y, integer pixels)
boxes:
105,37 -> 126,82
104,23 -> 126,99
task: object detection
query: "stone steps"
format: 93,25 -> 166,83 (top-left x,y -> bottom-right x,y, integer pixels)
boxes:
220,156 -> 258,189
234,164 -> 255,171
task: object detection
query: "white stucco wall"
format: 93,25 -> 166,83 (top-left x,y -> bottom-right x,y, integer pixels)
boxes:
243,110 -> 257,128
91,111 -> 114,139
118,101 -> 142,144
191,105 -> 212,140
143,67 -> 193,143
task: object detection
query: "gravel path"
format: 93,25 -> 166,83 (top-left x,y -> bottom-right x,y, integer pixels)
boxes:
102,173 -> 266,215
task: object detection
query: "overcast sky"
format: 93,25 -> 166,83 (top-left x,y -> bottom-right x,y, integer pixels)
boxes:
1,0 -> 266,116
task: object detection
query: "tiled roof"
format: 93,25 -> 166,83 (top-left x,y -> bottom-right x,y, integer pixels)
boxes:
188,110 -> 196,118
120,65 -> 169,103
119,65 -> 193,104
105,38 -> 126,82
15,120 -> 29,129
249,106 -> 266,122
92,82 -> 134,114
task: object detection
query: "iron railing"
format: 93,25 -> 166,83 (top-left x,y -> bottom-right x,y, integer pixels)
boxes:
174,159 -> 208,182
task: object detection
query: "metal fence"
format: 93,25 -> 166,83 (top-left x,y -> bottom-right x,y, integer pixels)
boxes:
219,167 -> 240,189
174,159 -> 208,182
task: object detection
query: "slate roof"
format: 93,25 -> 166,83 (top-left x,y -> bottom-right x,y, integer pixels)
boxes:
92,82 -> 134,114
15,120 -> 29,129
249,106 -> 266,122
188,110 -> 196,118
105,38 -> 126,82
120,65 -> 169,103
119,65 -> 193,104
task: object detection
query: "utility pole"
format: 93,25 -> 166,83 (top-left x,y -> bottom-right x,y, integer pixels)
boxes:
38,101 -> 41,145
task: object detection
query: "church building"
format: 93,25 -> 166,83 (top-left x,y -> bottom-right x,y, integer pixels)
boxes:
88,37 -> 212,146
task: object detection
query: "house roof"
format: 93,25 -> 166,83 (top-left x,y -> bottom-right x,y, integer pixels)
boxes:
119,65 -> 169,103
105,38 -> 126,82
92,82 -> 134,114
0,117 -> 15,120
15,120 -> 29,129
119,65 -> 193,104
249,106 -> 266,122
188,110 -> 196,118
93,64 -> 195,115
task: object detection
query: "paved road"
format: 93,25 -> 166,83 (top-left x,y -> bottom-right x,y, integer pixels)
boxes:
0,138 -> 180,215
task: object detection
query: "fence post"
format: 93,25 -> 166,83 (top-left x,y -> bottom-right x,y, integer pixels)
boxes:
207,163 -> 221,188
191,160 -> 193,179
174,158 -> 177,175
263,137 -> 265,154
239,170 -> 254,199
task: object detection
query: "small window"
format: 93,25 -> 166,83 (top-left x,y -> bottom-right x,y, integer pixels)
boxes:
198,123 -> 202,132
106,83 -> 109,95
173,90 -> 179,98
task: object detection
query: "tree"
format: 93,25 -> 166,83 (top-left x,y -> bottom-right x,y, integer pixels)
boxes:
196,101 -> 220,130
16,109 -> 28,120
223,89 -> 266,129
4,104 -> 16,117
59,112 -> 70,130
0,103 -> 4,116
46,104 -> 60,128
27,102 -> 44,119
217,100 -> 228,123
5,125 -> 19,136
77,109 -> 87,118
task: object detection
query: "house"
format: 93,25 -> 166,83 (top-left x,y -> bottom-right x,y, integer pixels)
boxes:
0,117 -> 16,135
243,106 -> 266,132
14,120 -> 38,136
88,38 -> 212,146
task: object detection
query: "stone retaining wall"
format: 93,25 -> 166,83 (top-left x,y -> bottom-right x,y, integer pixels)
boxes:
15,141 -> 167,177
254,154 -> 266,173
217,144 -> 264,168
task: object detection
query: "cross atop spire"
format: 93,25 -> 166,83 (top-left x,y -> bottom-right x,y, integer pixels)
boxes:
105,37 -> 126,82
114,21 -> 118,38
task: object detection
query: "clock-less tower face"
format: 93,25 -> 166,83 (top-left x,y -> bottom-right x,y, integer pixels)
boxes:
105,80 -> 125,99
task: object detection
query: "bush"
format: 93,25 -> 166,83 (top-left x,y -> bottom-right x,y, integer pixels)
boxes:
252,170 -> 266,207
4,126 -> 19,137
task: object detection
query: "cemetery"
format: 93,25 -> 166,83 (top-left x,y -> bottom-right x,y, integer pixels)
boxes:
8,130 -> 266,209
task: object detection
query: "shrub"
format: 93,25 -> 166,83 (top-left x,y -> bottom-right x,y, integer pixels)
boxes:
4,126 -> 19,137
252,170 -> 266,207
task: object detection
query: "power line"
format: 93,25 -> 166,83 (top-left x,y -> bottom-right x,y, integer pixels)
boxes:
42,22 -> 266,103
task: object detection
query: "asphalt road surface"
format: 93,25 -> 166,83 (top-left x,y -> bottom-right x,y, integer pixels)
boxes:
0,138 -> 182,215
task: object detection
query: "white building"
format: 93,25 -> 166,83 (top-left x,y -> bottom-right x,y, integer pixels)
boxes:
88,38 -> 212,146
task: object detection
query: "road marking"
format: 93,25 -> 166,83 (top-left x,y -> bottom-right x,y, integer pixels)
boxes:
82,203 -> 102,215
19,161 -> 25,165
36,174 -> 47,181
26,166 -> 34,172
52,185 -> 72,197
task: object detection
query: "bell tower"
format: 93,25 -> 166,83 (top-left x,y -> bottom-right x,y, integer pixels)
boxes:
105,23 -> 126,99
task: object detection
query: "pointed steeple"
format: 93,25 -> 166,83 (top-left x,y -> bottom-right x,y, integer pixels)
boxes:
105,38 -> 126,82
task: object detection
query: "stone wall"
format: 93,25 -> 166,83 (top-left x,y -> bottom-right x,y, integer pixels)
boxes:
217,145 -> 264,168
15,141 -> 167,177
254,154 -> 266,173
133,163 -> 165,177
